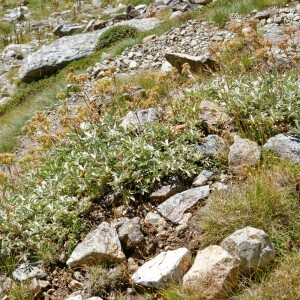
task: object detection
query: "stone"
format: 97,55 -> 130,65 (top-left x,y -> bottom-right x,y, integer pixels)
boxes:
165,52 -> 218,73
183,245 -> 240,299
2,43 -> 32,60
254,11 -> 270,20
120,107 -> 162,128
117,217 -> 145,249
188,0 -> 212,4
221,227 -> 275,271
19,19 -> 160,83
228,136 -> 261,173
196,134 -> 228,157
144,212 -> 167,228
68,279 -> 83,291
87,297 -> 104,300
150,175 -> 184,202
12,263 -> 47,282
0,276 -> 12,296
192,170 -> 213,187
131,248 -> 192,288
30,278 -> 42,297
65,291 -> 83,300
199,100 -> 231,131
157,186 -> 210,223
170,11 -> 184,20
263,133 -> 300,164
66,222 -> 125,268
52,24 -> 85,37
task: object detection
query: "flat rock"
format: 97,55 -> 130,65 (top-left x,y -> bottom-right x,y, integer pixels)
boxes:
120,107 -> 162,128
19,18 -> 160,83
53,24 -> 85,37
157,186 -> 210,223
150,175 -> 184,202
131,247 -> 192,288
263,133 -> 300,164
228,136 -> 261,173
165,52 -> 218,73
221,227 -> 275,271
196,134 -> 228,157
183,245 -> 240,299
66,222 -> 125,268
12,263 -> 47,282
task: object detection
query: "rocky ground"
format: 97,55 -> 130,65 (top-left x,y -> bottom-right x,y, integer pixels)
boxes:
0,0 -> 300,300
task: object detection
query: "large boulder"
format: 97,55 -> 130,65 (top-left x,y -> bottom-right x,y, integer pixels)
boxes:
221,227 -> 275,271
19,18 -> 160,83
165,52 -> 218,73
131,248 -> 192,288
228,135 -> 261,173
157,186 -> 210,223
263,133 -> 300,164
66,222 -> 125,268
183,245 -> 240,299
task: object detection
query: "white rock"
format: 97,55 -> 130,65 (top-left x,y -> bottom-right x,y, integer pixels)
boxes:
131,248 -> 192,288
157,186 -> 210,223
221,227 -> 275,271
183,245 -> 240,299
66,222 -> 125,268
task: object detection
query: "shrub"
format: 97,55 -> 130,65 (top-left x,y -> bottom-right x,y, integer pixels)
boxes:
96,25 -> 138,51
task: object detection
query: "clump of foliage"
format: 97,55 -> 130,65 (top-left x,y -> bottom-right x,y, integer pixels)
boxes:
96,25 -> 138,51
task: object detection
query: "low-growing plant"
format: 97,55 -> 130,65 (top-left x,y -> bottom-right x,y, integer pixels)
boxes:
96,25 -> 138,51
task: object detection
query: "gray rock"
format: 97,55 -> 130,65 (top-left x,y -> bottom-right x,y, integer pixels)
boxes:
254,11 -> 270,20
263,133 -> 300,164
65,291 -> 84,300
53,24 -> 85,37
192,170 -> 213,187
150,175 -> 184,202
19,18 -> 160,83
165,52 -> 218,73
196,134 -> 228,157
157,186 -> 210,223
12,263 -> 47,282
66,222 -> 125,268
228,136 -> 261,173
131,248 -> 192,288
199,100 -> 231,131
118,217 -> 145,249
221,227 -> 275,271
120,107 -> 162,128
144,212 -> 167,228
183,245 -> 240,299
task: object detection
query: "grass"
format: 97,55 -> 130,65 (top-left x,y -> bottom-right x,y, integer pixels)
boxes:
200,0 -> 288,26
197,157 -> 300,255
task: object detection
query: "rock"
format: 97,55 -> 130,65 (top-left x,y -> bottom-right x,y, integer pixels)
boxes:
192,170 -> 213,187
87,297 -> 104,300
150,175 -> 184,202
170,11 -> 184,20
157,186 -> 210,223
30,278 -> 42,297
0,276 -> 12,296
254,11 -> 270,20
144,212 -> 167,228
120,107 -> 162,128
66,222 -> 125,268
183,245 -> 240,299
19,18 -> 160,83
165,52 -> 218,73
68,279 -> 83,291
131,248 -> 192,288
65,291 -> 84,300
228,136 -> 261,173
143,34 -> 157,43
263,133 -> 300,164
188,0 -> 212,4
117,217 -> 145,249
12,263 -> 47,282
2,43 -> 32,60
53,24 -> 85,37
221,227 -> 275,271
212,182 -> 229,191
196,134 -> 228,157
199,100 -> 231,132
